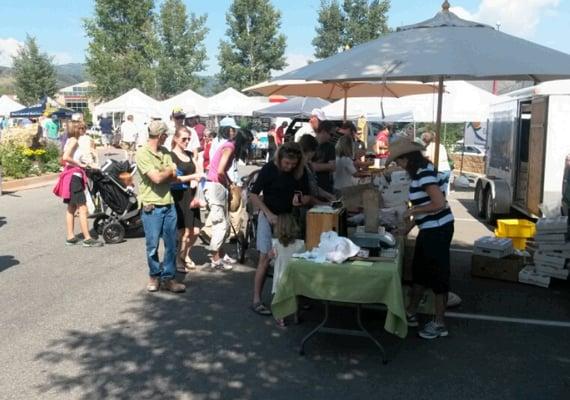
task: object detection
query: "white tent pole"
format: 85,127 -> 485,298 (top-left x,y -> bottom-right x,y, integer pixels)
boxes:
434,76 -> 444,166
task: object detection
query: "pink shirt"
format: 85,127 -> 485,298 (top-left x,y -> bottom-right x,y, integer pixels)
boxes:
207,141 -> 235,183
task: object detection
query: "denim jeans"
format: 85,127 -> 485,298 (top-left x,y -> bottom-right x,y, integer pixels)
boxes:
141,204 -> 177,280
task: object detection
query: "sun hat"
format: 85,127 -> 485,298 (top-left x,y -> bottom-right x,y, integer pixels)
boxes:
311,108 -> 325,121
148,120 -> 168,137
220,116 -> 240,130
386,138 -> 425,165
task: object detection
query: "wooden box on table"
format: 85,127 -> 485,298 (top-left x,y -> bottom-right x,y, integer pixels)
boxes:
305,208 -> 347,250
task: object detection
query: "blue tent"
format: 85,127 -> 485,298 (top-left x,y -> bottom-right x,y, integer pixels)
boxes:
10,99 -> 46,118
253,97 -> 330,118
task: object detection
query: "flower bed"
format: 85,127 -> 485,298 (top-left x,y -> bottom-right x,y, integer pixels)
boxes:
0,125 -> 62,179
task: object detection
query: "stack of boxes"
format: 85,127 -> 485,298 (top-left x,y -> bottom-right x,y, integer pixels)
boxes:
376,170 -> 410,228
471,236 -> 526,282
520,216 -> 569,287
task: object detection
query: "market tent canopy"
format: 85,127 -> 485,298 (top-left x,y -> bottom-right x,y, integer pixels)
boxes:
207,87 -> 267,116
0,95 -> 24,117
160,88 -> 208,117
253,97 -> 330,118
94,88 -> 163,122
506,79 -> 570,97
321,81 -> 498,122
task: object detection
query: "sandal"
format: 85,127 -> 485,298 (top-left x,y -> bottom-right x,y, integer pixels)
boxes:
275,318 -> 286,328
176,258 -> 190,273
251,302 -> 272,316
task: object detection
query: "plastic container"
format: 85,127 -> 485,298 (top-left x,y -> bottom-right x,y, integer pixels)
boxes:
496,219 -> 536,238
494,229 -> 527,250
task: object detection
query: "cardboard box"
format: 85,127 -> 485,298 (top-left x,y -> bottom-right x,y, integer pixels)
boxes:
471,254 -> 526,282
305,208 -> 346,251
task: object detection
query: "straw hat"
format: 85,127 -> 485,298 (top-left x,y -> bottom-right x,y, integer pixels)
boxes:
386,138 -> 425,165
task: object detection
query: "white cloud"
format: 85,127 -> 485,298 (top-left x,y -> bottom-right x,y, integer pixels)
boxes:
0,38 -> 23,67
451,0 -> 560,38
281,52 -> 312,74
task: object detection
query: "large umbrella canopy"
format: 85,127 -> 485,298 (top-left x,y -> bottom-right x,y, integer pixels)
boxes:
253,97 -> 330,118
276,1 -> 570,162
94,88 -> 163,121
244,79 -> 437,99
0,95 -> 24,117
322,81 -> 498,122
244,79 -> 437,121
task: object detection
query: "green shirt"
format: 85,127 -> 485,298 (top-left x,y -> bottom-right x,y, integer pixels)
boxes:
45,120 -> 59,139
135,145 -> 175,206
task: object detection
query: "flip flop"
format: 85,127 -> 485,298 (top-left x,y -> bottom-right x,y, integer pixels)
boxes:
251,302 -> 272,316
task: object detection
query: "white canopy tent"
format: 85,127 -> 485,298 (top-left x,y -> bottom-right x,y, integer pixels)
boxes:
0,95 -> 24,117
207,88 -> 267,116
94,88 -> 164,130
160,88 -> 208,117
321,81 -> 499,123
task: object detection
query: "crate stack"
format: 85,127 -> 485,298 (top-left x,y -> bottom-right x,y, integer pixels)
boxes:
494,219 -> 536,250
528,216 -> 569,283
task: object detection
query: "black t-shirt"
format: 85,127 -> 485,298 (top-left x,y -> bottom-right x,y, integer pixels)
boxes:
314,141 -> 336,193
251,161 -> 309,214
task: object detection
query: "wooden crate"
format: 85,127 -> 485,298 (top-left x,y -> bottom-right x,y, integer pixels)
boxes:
305,208 -> 347,250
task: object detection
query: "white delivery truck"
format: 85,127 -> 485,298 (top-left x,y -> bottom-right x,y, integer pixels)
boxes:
474,81 -> 570,223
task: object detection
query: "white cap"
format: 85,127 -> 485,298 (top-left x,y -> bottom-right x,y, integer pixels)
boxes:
220,116 -> 240,129
311,108 -> 325,121
185,106 -> 198,118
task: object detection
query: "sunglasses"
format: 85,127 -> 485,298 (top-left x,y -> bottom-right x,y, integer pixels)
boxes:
180,137 -> 190,142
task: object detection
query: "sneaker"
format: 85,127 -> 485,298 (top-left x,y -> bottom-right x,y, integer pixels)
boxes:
210,258 -> 233,271
82,238 -> 104,247
66,237 -> 80,246
222,254 -> 238,264
162,279 -> 186,293
418,321 -> 448,340
147,278 -> 160,292
406,312 -> 419,327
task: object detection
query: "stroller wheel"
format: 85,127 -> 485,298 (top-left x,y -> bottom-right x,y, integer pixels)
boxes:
102,222 -> 125,244
93,215 -> 110,236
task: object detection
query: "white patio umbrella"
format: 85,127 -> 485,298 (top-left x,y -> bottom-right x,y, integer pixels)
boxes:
276,1 -> 570,163
0,95 -> 24,117
243,79 -> 437,121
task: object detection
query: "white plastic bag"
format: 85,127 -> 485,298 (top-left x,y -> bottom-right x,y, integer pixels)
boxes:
316,231 -> 360,263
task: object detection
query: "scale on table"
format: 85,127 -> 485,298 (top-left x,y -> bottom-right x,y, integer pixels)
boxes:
349,227 -> 397,257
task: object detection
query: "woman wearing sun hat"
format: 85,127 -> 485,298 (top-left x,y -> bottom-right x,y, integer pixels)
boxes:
387,138 -> 454,340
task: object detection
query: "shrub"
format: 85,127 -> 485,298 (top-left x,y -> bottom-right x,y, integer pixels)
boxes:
0,143 -> 32,179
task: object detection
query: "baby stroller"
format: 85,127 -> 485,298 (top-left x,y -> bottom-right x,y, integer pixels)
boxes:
87,159 -> 141,244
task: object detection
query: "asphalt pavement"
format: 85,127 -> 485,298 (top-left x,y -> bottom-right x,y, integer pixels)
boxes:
0,175 -> 569,399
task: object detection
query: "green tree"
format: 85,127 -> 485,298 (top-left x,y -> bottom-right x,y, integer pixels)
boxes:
84,0 -> 159,100
217,0 -> 287,90
11,35 -> 57,105
312,0 -> 344,59
312,0 -> 390,58
157,0 -> 209,97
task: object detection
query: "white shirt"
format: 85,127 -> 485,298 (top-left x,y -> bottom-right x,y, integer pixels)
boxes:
185,127 -> 201,153
120,120 -> 138,143
425,142 -> 451,172
334,156 -> 357,190
209,137 -> 227,162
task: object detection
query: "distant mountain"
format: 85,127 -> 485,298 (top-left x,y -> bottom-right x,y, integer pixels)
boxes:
0,63 -> 87,95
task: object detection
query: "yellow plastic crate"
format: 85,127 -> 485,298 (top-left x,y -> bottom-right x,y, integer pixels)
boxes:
494,229 -> 528,250
496,219 -> 536,239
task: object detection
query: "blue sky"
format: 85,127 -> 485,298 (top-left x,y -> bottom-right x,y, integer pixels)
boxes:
0,0 -> 568,75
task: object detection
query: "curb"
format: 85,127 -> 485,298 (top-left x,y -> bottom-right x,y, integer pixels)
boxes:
0,173 -> 59,194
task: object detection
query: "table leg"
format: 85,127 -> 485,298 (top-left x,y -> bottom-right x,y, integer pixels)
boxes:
299,301 -> 330,356
355,304 -> 388,364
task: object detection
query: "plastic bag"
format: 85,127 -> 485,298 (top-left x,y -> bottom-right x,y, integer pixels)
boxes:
317,231 -> 360,263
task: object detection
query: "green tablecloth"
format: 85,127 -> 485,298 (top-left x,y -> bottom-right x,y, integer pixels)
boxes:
271,252 -> 408,339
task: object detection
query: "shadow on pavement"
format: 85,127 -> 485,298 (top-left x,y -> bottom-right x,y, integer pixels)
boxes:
0,216 -> 5,229
0,255 -> 19,273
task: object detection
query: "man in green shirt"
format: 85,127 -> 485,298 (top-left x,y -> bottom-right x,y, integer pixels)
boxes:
136,121 -> 185,293
45,114 -> 59,142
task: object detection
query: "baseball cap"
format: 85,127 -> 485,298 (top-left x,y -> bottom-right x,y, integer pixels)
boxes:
311,108 -> 325,121
172,107 -> 186,118
220,116 -> 240,130
148,120 -> 168,137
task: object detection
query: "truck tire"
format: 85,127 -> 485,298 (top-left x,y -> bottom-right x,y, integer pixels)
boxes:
485,189 -> 497,225
475,182 -> 486,218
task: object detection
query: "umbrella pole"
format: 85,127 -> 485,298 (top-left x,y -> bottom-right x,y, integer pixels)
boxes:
343,88 -> 348,122
434,76 -> 444,166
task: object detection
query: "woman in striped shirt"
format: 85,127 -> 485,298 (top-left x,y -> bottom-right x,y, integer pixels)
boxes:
387,139 -> 454,340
